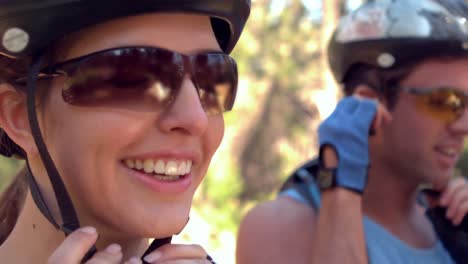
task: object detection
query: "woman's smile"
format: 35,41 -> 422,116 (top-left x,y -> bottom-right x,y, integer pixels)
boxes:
121,152 -> 200,193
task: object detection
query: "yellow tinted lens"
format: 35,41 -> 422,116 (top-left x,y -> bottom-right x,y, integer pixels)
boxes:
414,89 -> 464,122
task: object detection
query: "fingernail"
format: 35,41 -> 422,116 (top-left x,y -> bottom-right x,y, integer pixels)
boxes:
143,251 -> 162,262
79,226 -> 97,235
105,244 -> 122,254
127,257 -> 142,264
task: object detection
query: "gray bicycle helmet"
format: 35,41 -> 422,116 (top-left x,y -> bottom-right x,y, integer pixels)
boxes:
328,0 -> 468,83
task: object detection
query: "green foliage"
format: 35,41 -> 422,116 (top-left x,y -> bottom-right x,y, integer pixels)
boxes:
0,156 -> 23,192
193,157 -> 244,239
456,143 -> 468,176
230,0 -> 323,203
193,0 -> 327,247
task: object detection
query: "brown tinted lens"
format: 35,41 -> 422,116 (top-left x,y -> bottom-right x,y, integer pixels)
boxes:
56,47 -> 237,114
61,48 -> 183,111
415,89 -> 464,122
193,54 -> 237,115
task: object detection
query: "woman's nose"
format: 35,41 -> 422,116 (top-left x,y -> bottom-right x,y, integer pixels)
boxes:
157,78 -> 208,136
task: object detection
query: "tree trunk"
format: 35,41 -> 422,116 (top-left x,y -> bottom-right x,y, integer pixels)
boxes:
319,0 -> 341,118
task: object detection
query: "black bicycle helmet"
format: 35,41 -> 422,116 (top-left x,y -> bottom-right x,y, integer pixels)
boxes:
0,0 -> 250,57
0,1 -> 250,262
328,0 -> 468,83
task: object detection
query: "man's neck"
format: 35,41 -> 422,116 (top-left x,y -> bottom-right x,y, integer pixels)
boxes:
362,165 -> 437,248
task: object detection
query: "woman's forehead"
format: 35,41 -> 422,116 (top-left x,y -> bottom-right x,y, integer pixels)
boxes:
56,13 -> 221,61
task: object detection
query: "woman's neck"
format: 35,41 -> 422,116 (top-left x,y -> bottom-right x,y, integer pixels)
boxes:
0,191 -> 149,263
0,191 -> 64,263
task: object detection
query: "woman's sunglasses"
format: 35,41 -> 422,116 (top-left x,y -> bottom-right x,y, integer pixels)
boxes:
18,46 -> 238,115
404,87 -> 468,122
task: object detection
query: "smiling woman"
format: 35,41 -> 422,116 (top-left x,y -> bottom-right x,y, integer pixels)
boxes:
0,1 -> 249,263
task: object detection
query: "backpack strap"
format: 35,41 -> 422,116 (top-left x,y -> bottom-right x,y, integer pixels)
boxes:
279,159 -> 320,209
420,188 -> 468,264
426,206 -> 468,264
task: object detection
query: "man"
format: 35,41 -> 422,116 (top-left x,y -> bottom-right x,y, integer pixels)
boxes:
237,0 -> 468,263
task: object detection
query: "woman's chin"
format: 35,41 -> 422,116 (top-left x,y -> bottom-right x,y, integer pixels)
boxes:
141,211 -> 191,238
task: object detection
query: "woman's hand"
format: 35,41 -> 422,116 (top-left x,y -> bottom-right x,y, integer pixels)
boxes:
48,227 -> 214,264
48,226 -> 124,264
439,177 -> 468,226
143,244 -> 214,264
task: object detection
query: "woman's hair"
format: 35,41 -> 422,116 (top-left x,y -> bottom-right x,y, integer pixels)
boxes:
0,166 -> 27,245
0,33 -> 87,245
0,55 -> 31,245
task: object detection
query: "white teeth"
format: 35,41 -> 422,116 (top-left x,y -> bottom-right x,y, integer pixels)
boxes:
444,149 -> 456,155
154,160 -> 165,174
165,160 -> 178,176
178,162 -> 187,175
186,161 -> 192,174
437,147 -> 458,156
135,160 -> 143,170
143,159 -> 154,173
125,159 -> 135,169
124,158 -> 192,177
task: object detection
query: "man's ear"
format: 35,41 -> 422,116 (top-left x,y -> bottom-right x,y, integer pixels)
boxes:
353,84 -> 379,100
0,83 -> 37,155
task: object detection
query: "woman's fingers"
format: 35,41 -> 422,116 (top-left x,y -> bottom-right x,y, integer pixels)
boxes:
48,227 -> 125,264
124,257 -> 143,264
143,244 -> 208,263
49,227 -> 211,264
48,226 -> 99,264
156,260 -> 210,264
86,244 -> 123,264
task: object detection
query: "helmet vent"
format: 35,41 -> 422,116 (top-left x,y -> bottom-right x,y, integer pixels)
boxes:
377,53 -> 395,68
455,16 -> 468,33
2,27 -> 29,53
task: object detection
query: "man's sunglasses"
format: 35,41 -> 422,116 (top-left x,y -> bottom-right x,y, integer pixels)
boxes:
403,87 -> 468,122
18,46 -> 238,115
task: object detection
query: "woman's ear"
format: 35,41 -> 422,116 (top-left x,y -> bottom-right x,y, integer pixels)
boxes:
0,83 -> 37,155
353,84 -> 379,100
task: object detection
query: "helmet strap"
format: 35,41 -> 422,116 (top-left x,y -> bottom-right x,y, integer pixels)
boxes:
25,162 -> 59,228
26,52 -> 81,233
25,53 -> 97,262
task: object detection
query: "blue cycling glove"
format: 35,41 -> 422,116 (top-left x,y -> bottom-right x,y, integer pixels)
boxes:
318,96 -> 378,193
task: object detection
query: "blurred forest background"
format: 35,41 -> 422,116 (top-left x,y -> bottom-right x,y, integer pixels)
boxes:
2,0 -> 468,263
